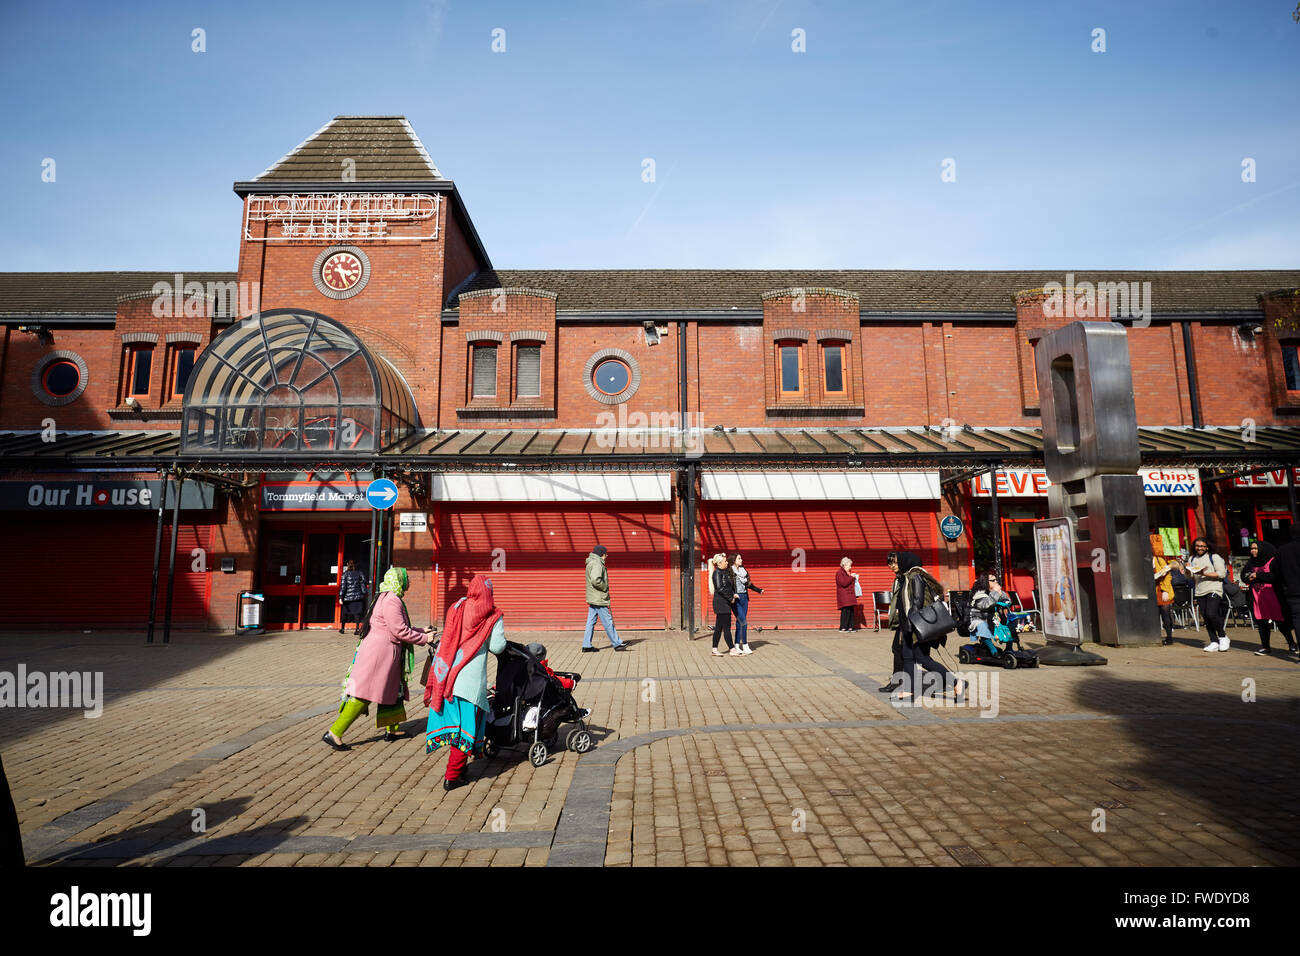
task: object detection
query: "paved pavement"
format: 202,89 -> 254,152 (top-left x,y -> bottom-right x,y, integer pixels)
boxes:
2,621 -> 1298,867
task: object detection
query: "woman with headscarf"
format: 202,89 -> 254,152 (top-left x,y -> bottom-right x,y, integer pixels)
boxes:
322,566 -> 433,751
888,551 -> 964,701
425,576 -> 507,790
1241,540 -> 1297,657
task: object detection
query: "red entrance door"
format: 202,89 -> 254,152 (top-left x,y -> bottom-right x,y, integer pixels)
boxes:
1256,510 -> 1294,550
261,524 -> 370,629
1000,517 -> 1039,601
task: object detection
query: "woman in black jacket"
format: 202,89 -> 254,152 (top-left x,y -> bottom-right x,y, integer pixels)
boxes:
711,553 -> 739,657
890,551 -> 963,701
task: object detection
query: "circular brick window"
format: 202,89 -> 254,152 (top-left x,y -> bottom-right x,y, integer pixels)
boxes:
583,349 -> 640,404
32,351 -> 89,406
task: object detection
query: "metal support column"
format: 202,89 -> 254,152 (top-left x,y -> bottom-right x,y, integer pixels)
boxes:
684,461 -> 697,636
1288,462 -> 1298,525
146,470 -> 167,644
162,472 -> 184,645
989,466 -> 1002,582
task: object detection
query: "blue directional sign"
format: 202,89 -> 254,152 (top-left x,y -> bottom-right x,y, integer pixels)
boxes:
939,514 -> 965,541
366,478 -> 399,510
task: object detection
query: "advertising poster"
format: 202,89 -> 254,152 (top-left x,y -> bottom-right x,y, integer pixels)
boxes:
1034,517 -> 1082,644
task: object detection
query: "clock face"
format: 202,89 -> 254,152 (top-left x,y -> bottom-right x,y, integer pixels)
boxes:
320,251 -> 363,292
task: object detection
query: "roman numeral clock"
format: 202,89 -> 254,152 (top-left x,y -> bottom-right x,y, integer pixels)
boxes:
312,245 -> 371,299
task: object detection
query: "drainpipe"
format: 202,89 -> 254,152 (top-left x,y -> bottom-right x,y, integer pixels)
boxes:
146,470 -> 167,644
162,472 -> 184,645
990,466 -> 1002,583
684,461 -> 696,636
1181,321 -> 1203,429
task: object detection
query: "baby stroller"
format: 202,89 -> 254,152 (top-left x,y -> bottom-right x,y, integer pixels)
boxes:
958,600 -> 1039,669
483,642 -> 594,767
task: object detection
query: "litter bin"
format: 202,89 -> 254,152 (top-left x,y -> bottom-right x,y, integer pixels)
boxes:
237,591 -> 264,635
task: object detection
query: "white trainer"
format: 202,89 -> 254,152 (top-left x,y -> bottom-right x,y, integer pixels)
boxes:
728,647 -> 744,656
741,645 -> 753,655
1203,642 -> 1219,652
1218,637 -> 1230,651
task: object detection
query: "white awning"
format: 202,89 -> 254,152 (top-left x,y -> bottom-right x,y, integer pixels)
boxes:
701,470 -> 941,500
430,471 -> 672,502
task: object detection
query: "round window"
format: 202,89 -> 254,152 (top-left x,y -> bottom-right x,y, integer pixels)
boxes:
42,361 -> 81,397
593,359 -> 631,396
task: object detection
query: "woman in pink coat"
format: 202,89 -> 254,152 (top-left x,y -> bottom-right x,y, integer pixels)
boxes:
322,567 -> 433,751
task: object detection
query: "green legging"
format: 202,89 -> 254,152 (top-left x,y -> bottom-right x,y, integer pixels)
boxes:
329,698 -> 398,739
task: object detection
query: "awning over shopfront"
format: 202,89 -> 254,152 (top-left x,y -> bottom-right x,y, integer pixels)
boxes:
430,471 -> 672,501
0,424 -> 1298,472
702,470 -> 940,500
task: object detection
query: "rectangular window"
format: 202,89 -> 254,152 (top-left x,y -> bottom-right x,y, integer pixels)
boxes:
778,344 -> 804,398
172,347 -> 196,399
126,347 -> 153,399
516,344 -> 541,399
472,345 -> 497,398
1285,345 -> 1300,392
823,344 -> 845,398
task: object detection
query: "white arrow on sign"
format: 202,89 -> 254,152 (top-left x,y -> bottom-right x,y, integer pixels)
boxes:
371,486 -> 397,503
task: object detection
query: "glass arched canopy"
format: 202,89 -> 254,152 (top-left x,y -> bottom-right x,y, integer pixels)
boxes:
181,310 -> 418,455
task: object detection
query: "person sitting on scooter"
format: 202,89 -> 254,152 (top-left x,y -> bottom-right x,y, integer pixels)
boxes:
970,570 -> 1010,656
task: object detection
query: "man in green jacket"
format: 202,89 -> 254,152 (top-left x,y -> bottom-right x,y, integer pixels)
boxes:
583,545 -> 628,652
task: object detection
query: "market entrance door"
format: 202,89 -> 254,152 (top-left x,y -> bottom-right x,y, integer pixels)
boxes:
261,524 -> 371,629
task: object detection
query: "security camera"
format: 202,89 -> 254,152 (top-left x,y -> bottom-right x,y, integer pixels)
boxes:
1238,323 -> 1263,337
125,396 -> 141,410
643,321 -> 660,346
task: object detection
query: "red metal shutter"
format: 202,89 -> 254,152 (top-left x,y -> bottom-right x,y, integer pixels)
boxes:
435,504 -> 670,629
0,514 -> 212,629
699,503 -> 938,628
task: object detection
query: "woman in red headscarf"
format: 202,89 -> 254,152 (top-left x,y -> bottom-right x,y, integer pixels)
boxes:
425,576 -> 507,790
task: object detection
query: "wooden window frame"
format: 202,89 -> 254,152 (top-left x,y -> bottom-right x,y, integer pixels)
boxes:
1282,342 -> 1300,394
776,341 -> 805,400
470,343 -> 498,400
168,346 -> 197,402
514,342 -> 543,401
124,346 -> 154,401
821,341 -> 848,402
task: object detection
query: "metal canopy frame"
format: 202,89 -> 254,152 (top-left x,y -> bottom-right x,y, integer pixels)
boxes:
179,309 -> 418,456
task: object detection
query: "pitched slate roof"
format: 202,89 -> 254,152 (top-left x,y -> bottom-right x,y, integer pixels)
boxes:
454,269 -> 1300,313
0,272 -> 237,316
253,116 -> 443,183
3,269 -> 1297,319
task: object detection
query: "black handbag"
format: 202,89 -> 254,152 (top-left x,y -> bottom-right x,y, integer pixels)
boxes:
908,601 -> 957,646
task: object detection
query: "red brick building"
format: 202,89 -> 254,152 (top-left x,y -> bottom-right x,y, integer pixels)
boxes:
1,116 -> 1298,633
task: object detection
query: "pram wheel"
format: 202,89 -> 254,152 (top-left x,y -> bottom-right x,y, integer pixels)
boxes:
528,741 -> 549,767
566,728 -> 594,753
483,739 -> 498,757
958,647 -> 972,664
1003,653 -> 1018,670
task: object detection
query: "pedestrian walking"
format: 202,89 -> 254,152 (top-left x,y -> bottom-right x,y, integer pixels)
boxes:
888,551 -> 964,701
711,553 -> 740,656
1151,534 -> 1176,645
1276,525 -> 1300,654
337,558 -> 368,634
879,552 -> 906,692
730,552 -> 763,655
582,545 -> 628,653
836,556 -> 861,631
1187,537 -> 1230,652
321,566 -> 433,751
0,755 -> 22,867
1241,540 -> 1297,657
424,575 -> 508,790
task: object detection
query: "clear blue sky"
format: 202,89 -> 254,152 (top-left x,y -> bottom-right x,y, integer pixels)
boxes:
1,0 -> 1297,272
